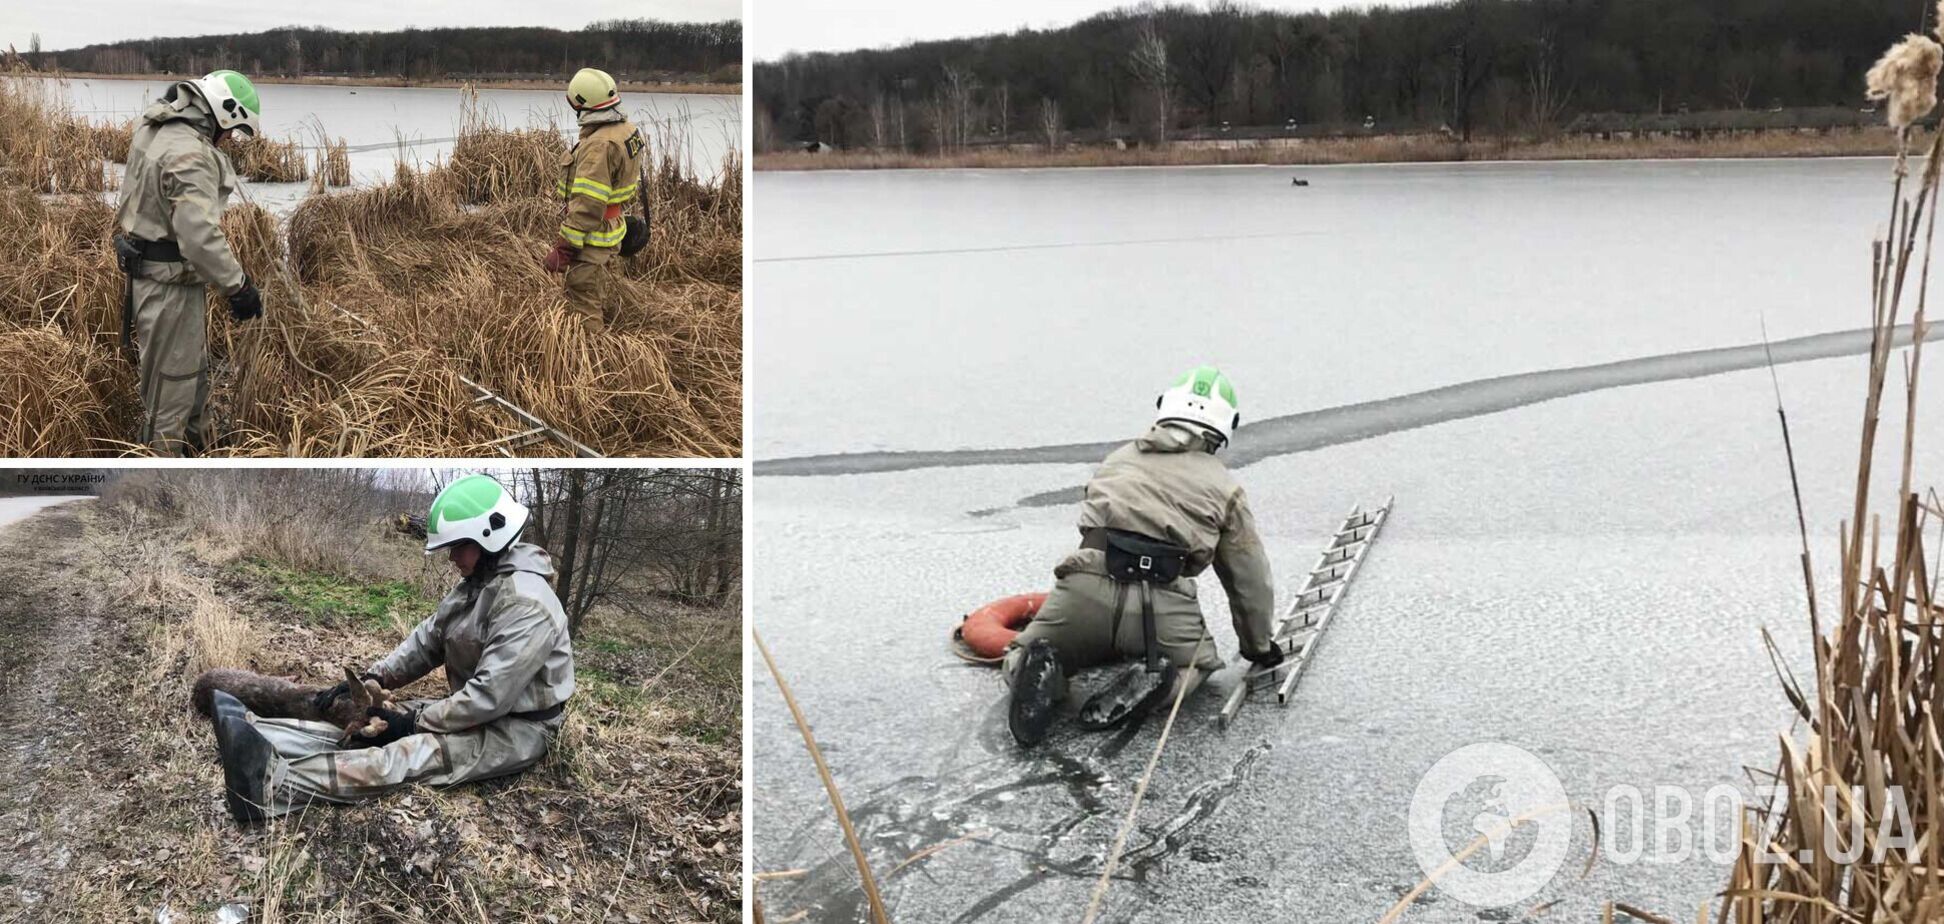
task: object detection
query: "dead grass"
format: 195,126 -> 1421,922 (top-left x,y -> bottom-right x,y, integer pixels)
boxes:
0,70 -> 742,458
231,133 -> 310,183
23,478 -> 741,922
309,136 -> 350,191
0,325 -> 135,454
756,128 -> 1916,171
1715,104 -> 1944,922
0,72 -> 110,192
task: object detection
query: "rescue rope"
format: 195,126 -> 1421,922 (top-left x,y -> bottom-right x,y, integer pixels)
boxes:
1078,640 -> 1209,924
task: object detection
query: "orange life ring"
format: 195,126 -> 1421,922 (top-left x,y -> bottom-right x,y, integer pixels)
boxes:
951,592 -> 1047,663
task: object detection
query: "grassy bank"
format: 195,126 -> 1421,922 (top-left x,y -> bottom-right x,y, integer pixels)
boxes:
35,72 -> 740,95
0,74 -> 742,457
0,473 -> 741,921
756,128 -> 1912,171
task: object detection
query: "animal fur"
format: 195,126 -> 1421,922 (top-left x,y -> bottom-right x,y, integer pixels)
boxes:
191,666 -> 396,744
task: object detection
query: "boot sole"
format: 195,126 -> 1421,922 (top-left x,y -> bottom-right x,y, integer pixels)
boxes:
1008,641 -> 1063,747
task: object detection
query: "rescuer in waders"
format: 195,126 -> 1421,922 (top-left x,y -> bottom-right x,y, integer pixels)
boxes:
113,70 -> 264,456
1004,366 -> 1283,747
206,475 -> 576,823
542,67 -> 649,329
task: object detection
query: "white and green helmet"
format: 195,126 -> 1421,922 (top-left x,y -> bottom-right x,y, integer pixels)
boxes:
424,475 -> 529,554
1155,365 -> 1241,446
188,69 -> 261,136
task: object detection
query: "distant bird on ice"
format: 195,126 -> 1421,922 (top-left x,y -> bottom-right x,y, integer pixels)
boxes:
1290,177 -> 1310,187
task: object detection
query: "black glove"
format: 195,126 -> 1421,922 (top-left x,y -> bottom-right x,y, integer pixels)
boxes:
227,276 -> 262,322
345,705 -> 418,749
310,672 -> 382,713
1245,645 -> 1286,670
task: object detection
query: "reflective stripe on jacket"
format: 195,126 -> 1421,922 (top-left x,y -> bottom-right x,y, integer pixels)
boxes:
557,107 -> 643,249
369,543 -> 576,733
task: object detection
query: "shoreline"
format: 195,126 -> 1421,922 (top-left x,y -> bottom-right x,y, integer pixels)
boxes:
755,129 -> 1915,171
25,71 -> 741,95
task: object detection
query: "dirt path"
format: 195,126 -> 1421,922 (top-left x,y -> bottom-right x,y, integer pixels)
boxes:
0,499 -> 102,917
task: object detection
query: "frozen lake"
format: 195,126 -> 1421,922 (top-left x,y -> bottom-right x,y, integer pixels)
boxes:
754,159 -> 1896,459
750,159 -> 1944,922
46,76 -> 740,211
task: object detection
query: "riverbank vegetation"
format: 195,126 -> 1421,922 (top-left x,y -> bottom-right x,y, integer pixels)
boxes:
19,19 -> 742,90
0,74 -> 742,457
0,468 -> 740,921
755,0 -> 1925,166
1716,17 -> 1944,921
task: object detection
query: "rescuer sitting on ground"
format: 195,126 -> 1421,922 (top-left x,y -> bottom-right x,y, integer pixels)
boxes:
207,475 -> 576,822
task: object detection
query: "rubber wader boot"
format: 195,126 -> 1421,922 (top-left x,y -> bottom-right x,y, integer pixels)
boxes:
210,690 -> 273,823
1077,663 -> 1182,731
208,688 -> 249,733
1009,639 -> 1064,748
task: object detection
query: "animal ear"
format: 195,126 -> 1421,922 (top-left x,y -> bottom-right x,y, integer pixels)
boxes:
344,666 -> 376,706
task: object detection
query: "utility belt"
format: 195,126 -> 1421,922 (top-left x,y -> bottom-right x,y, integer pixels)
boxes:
509,702 -> 566,723
1081,528 -> 1191,673
1080,527 -> 1189,584
113,235 -> 182,268
111,234 -> 182,356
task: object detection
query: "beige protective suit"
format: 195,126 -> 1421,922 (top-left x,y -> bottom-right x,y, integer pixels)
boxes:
555,106 -> 643,326
241,543 -> 575,815
1004,423 -> 1278,687
115,87 -> 246,456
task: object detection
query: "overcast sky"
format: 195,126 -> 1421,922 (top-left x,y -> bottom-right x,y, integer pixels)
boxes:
753,0 -> 1429,61
5,0 -> 739,53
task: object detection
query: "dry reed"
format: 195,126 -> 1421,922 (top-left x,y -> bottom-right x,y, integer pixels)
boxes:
0,69 -> 742,457
228,132 -> 309,182
1717,21 -> 1944,921
315,135 -> 349,188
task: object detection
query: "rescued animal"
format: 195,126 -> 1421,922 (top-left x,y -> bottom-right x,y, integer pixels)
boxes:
191,665 -> 398,745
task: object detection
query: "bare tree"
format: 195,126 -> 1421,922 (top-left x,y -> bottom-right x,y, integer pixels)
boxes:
1129,17 -> 1175,144
868,92 -> 888,149
1525,29 -> 1573,135
1039,96 -> 1063,149
940,63 -> 977,150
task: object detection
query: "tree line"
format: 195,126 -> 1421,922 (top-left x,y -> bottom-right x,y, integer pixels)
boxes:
31,20 -> 742,85
505,468 -> 742,633
754,0 -> 1922,151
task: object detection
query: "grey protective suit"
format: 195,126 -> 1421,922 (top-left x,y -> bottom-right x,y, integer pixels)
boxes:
115,87 -> 246,455
242,543 -> 575,816
1003,423 -> 1278,691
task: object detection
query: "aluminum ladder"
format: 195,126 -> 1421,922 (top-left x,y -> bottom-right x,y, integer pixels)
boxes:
1218,495 -> 1393,728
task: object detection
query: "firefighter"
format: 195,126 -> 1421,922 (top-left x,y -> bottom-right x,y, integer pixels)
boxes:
1004,366 -> 1283,746
113,70 -> 265,455
208,475 -> 575,822
542,67 -> 646,328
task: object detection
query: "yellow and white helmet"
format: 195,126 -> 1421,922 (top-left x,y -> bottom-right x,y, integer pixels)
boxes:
567,67 -> 620,111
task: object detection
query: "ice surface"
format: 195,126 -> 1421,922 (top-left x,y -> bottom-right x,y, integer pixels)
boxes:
754,159 -> 1896,458
752,352 -> 1944,923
